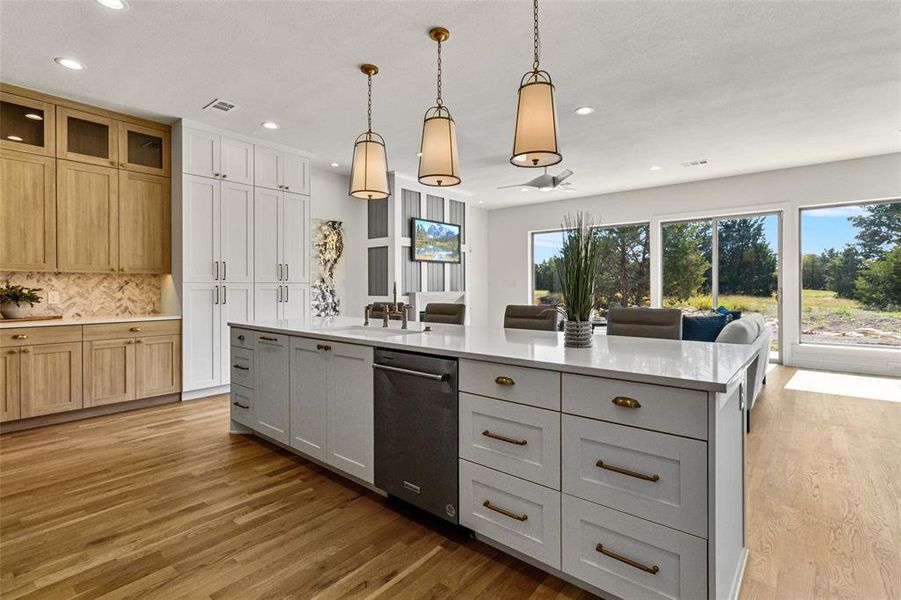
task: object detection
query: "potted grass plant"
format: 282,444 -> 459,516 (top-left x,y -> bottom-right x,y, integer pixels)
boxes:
553,212 -> 602,348
0,281 -> 43,319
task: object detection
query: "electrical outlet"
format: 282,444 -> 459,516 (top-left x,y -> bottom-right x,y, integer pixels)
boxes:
48,291 -> 60,304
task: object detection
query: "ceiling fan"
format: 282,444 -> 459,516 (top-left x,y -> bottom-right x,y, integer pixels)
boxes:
498,167 -> 574,192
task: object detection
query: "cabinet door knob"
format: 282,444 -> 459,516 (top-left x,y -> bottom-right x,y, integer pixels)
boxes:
221,173 -> 227,178
21,348 -> 31,353
6,350 -> 16,355
126,340 -> 134,344
110,160 -> 116,166
12,334 -> 27,340
611,396 -> 641,409
129,327 -> 143,332
237,335 -> 245,341
285,186 -> 290,190
214,172 -> 220,177
136,339 -> 144,344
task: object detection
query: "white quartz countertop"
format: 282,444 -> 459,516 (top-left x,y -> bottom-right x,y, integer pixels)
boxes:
229,316 -> 757,392
0,315 -> 181,329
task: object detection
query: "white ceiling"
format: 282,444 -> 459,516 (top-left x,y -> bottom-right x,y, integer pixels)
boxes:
2,1 -> 899,209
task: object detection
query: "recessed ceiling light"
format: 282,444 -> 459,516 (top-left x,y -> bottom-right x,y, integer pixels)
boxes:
329,162 -> 339,168
7,135 -> 23,142
25,113 -> 43,121
649,165 -> 661,171
54,57 -> 84,70
574,106 -> 595,116
95,0 -> 127,9
261,121 -> 279,130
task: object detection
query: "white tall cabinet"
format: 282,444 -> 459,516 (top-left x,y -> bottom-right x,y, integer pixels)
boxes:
177,123 -> 311,397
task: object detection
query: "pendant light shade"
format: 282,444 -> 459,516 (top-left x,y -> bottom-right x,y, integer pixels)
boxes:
418,27 -> 461,187
350,64 -> 391,200
511,0 -> 562,168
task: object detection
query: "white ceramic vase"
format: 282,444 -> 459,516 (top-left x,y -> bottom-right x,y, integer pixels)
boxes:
0,302 -> 29,319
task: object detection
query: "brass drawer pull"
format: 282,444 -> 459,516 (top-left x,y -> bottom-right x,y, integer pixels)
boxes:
129,327 -> 143,332
482,430 -> 528,446
495,376 -> 515,386
21,349 -> 31,353
596,459 -> 660,482
232,402 -> 250,409
482,500 -> 528,522
7,350 -> 17,355
612,395 -> 641,409
595,543 -> 659,575
259,336 -> 278,342
316,344 -> 332,351
233,365 -> 249,371
12,334 -> 27,340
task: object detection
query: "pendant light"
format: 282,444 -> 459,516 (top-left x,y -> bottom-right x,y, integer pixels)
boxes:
349,64 -> 391,200
418,27 -> 461,187
511,0 -> 561,168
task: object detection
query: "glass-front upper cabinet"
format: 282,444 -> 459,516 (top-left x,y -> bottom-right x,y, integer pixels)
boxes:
0,92 -> 55,156
57,107 -> 118,167
119,122 -> 170,177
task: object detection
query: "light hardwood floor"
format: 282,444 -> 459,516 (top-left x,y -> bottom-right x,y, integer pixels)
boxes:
0,366 -> 898,599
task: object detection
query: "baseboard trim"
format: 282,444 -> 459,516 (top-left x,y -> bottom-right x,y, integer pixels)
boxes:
182,385 -> 230,401
1,394 -> 180,433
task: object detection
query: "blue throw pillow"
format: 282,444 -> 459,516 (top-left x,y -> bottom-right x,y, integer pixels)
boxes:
683,314 -> 731,342
716,305 -> 742,320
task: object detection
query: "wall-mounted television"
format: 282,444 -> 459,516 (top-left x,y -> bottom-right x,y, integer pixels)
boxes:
411,217 -> 461,263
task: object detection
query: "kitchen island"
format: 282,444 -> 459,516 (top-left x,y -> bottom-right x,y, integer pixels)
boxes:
228,316 -> 756,600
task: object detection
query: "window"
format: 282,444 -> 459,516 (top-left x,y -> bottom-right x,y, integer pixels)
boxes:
800,200 -> 900,348
531,223 -> 650,309
662,219 -> 713,310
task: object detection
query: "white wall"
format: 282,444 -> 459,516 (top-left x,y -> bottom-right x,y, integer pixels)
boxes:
466,205 -> 490,328
310,167 -> 367,318
486,152 -> 901,375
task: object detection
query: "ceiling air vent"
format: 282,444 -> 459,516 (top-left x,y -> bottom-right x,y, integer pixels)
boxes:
203,98 -> 238,114
681,159 -> 709,168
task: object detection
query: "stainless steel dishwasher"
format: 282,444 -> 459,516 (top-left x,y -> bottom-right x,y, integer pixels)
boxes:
373,348 -> 459,524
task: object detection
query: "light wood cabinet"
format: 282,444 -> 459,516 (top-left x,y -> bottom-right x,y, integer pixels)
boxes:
136,334 -> 180,398
84,338 -> 136,407
0,350 -> 20,422
56,160 -> 119,272
118,170 -> 171,273
119,122 -> 170,177
20,342 -> 83,418
0,92 -> 55,157
0,149 -> 56,271
56,107 -> 118,167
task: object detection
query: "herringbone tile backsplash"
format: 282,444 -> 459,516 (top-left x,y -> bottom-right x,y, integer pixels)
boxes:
1,272 -> 162,318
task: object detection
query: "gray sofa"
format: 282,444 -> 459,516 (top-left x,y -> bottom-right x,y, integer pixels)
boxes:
715,312 -> 771,430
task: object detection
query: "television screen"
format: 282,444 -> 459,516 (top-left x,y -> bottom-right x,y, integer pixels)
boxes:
411,218 -> 461,263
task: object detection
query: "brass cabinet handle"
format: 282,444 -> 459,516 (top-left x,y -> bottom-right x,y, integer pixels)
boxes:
21,348 -> 31,353
135,339 -> 144,343
596,459 -> 660,482
7,350 -> 17,355
495,376 -> 515,386
612,396 -> 641,409
232,401 -> 249,409
482,500 -> 528,522
221,173 -> 227,179
482,430 -> 528,446
12,334 -> 27,340
232,365 -> 249,371
595,543 -> 659,575
259,336 -> 278,342
126,340 -> 134,344
237,335 -> 245,341
129,327 -> 143,332
213,172 -> 220,177
316,344 -> 331,351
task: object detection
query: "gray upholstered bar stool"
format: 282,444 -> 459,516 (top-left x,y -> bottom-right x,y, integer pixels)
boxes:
422,303 -> 466,325
503,305 -> 558,331
606,307 -> 682,340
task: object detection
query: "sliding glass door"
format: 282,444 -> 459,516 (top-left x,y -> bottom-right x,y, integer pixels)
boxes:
663,212 -> 782,361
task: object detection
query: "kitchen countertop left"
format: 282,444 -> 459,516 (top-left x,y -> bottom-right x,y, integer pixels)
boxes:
0,315 -> 181,329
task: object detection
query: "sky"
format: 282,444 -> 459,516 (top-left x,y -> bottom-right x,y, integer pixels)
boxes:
532,207 -> 863,264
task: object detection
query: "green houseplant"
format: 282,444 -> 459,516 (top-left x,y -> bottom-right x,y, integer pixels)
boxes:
0,281 -> 43,319
553,212 -> 603,347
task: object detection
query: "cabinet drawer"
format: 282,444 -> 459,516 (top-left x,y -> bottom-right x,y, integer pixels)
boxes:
1,325 -> 82,347
230,347 -> 254,389
563,374 -> 707,440
460,393 -> 560,489
460,359 -> 560,410
562,494 -> 707,600
563,415 -> 707,537
460,459 -> 561,569
83,319 -> 180,341
230,384 -> 254,427
230,327 -> 254,350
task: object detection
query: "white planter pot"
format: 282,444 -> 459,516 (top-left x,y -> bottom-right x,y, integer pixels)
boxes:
0,303 -> 29,319
564,320 -> 593,348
